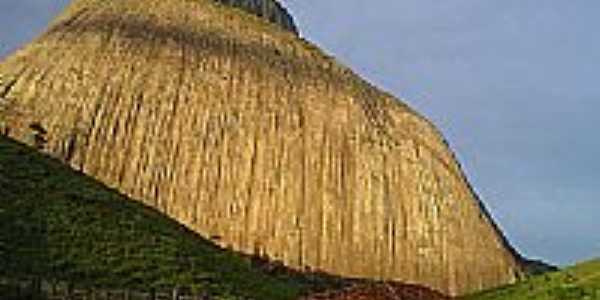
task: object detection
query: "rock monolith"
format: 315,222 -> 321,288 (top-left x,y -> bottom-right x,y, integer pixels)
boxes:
0,0 -> 522,295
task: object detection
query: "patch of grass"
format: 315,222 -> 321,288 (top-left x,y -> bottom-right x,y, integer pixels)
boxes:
0,136 -> 343,299
463,259 -> 600,300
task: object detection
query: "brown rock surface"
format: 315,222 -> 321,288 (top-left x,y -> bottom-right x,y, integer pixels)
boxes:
0,0 -> 522,296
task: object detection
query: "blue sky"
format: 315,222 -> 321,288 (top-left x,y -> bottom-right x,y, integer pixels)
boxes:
1,0 -> 598,266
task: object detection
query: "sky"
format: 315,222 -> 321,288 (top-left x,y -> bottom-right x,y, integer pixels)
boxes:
1,1 -> 598,266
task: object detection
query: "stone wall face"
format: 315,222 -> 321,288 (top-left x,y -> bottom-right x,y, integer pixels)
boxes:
0,0 -> 522,296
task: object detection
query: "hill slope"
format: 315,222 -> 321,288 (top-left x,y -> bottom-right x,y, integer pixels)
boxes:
464,259 -> 600,300
0,135 -> 348,299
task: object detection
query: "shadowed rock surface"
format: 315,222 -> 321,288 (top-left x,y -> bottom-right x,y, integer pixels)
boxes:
0,0 -> 522,296
214,0 -> 298,35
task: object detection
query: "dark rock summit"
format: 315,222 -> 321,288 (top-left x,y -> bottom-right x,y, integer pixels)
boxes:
215,0 -> 298,34
0,0 -> 522,296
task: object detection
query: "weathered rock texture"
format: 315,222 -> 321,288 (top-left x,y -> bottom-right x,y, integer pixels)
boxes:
0,0 -> 522,296
214,0 -> 298,35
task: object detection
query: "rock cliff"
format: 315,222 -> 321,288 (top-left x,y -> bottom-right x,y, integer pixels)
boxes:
0,0 -> 522,296
214,0 -> 298,35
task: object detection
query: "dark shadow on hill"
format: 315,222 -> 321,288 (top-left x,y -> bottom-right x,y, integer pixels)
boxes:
521,258 -> 560,276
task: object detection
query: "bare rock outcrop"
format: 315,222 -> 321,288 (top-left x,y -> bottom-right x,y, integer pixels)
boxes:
215,0 -> 298,35
0,0 -> 522,296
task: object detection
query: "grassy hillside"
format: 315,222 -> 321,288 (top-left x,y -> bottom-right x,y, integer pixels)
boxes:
464,259 -> 600,300
0,136 -> 346,299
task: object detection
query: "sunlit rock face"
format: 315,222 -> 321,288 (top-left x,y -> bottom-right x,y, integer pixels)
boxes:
0,0 -> 522,296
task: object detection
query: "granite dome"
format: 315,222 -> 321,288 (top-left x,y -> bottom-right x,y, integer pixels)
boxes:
0,0 -> 522,296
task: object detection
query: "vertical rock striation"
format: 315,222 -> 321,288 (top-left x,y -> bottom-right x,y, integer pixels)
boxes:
0,0 -> 522,296
214,0 -> 298,35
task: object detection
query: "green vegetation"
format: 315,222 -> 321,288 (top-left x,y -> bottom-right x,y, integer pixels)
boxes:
0,136 -> 342,299
464,259 -> 600,300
